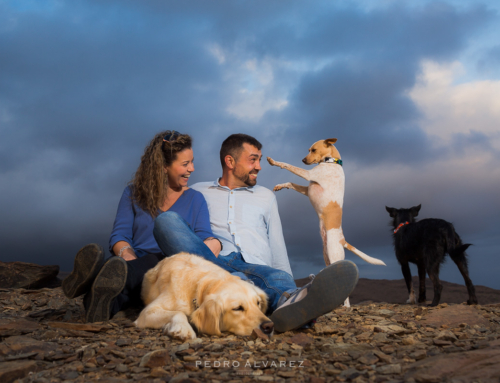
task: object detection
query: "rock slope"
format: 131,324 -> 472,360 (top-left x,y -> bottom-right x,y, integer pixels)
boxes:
1,287 -> 500,382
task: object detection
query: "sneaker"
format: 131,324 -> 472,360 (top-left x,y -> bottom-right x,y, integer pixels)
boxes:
62,244 -> 105,299
270,260 -> 358,332
85,256 -> 128,323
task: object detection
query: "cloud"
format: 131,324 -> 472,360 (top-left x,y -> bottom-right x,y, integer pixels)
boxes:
1,0 -> 500,290
409,60 -> 500,154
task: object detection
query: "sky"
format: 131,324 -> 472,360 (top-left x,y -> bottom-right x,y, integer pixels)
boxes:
1,0 -> 500,292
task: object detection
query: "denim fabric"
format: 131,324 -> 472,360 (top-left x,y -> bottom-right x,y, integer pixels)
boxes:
153,211 -> 297,312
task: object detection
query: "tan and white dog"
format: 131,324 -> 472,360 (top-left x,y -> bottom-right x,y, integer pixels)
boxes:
135,253 -> 273,340
267,138 -> 385,306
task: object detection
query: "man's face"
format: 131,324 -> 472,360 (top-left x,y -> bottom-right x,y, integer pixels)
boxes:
233,143 -> 262,187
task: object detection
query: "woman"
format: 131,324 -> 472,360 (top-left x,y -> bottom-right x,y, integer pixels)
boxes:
62,131 -> 221,322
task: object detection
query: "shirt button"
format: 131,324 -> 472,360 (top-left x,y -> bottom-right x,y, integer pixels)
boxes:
229,222 -> 232,224
231,192 -> 233,194
230,206 -> 232,208
232,233 -> 235,235
237,244 -> 239,246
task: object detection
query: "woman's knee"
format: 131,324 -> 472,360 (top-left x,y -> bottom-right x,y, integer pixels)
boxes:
155,211 -> 182,228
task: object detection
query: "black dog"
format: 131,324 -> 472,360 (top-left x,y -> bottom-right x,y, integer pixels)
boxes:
385,205 -> 477,307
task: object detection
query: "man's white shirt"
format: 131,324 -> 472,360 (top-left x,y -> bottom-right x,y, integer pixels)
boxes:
191,179 -> 293,276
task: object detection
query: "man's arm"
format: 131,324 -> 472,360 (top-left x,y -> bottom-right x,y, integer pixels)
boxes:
267,196 -> 293,277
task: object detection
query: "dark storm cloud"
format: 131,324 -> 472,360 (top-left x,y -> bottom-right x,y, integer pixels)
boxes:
1,1 -> 499,289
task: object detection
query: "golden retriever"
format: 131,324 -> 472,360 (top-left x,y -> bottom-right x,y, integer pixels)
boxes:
134,252 -> 273,340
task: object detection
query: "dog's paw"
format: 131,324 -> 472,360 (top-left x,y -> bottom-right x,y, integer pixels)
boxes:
273,183 -> 289,192
163,322 -> 197,341
406,297 -> 416,304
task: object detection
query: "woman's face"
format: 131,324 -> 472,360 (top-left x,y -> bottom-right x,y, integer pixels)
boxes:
166,148 -> 194,189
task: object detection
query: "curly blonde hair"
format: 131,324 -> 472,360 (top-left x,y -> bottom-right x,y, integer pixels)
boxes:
131,131 -> 192,217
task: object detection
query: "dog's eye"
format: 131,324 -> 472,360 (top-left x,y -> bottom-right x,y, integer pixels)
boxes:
311,149 -> 316,153
233,306 -> 244,311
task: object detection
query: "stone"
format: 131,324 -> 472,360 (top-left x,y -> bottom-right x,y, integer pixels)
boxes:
420,305 -> 490,328
251,328 -> 270,341
402,335 -> 417,345
115,363 -> 129,373
358,352 -> 379,365
0,318 -> 42,337
59,370 -> 79,380
435,330 -> 458,342
0,336 -> 57,357
377,363 -> 402,375
409,349 -> 427,360
140,349 -> 171,368
0,261 -> 59,289
169,372 -> 190,382
0,360 -> 43,382
46,322 -> 109,333
150,366 -> 169,377
287,333 -> 314,347
405,339 -> 500,382
376,309 -> 395,317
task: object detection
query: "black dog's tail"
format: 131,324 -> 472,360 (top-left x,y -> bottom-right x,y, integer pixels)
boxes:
447,228 -> 471,265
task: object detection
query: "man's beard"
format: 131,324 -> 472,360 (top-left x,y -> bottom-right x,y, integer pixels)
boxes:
235,169 -> 258,187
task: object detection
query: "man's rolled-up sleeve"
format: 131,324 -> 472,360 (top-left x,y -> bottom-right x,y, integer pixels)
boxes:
267,196 -> 293,277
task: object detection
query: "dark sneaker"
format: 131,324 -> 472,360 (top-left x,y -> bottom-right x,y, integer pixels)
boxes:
85,256 -> 127,323
270,260 -> 358,332
62,244 -> 105,299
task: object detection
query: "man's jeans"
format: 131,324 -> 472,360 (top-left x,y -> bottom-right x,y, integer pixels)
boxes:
154,211 -> 297,312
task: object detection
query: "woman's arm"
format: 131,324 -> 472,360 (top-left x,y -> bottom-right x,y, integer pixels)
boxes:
194,193 -> 221,257
112,240 -> 138,261
109,187 -> 138,261
204,237 -> 221,257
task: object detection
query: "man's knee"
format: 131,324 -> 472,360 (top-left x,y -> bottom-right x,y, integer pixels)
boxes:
269,269 -> 294,282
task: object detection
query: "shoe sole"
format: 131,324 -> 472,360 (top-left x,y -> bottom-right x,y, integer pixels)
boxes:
62,244 -> 105,299
86,257 -> 127,323
271,260 -> 359,332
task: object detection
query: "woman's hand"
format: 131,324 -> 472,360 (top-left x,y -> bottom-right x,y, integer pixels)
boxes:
113,241 -> 138,261
204,238 -> 221,257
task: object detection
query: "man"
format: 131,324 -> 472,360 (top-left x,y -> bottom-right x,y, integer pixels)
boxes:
191,134 -> 358,332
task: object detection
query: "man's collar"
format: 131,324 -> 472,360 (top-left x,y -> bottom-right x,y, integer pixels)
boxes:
210,178 -> 255,192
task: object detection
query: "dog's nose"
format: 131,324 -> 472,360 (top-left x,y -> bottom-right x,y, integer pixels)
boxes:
302,158 -> 307,164
260,321 -> 274,334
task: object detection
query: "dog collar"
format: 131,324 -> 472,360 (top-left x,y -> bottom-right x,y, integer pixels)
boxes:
394,221 -> 409,234
323,157 -> 343,166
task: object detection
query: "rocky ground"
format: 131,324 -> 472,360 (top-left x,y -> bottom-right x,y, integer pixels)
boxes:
2,286 -> 500,383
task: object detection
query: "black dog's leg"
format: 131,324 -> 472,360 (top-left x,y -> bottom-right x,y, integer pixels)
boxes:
417,262 -> 427,304
427,264 -> 443,307
453,258 -> 478,305
401,263 -> 415,304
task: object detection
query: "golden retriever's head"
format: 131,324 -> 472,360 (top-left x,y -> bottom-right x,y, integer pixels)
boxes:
302,138 -> 341,165
190,276 -> 272,337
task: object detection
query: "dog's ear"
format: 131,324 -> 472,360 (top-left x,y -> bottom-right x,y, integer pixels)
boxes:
190,298 -> 223,336
256,289 -> 269,314
385,206 -> 396,217
324,138 -> 337,146
411,205 -> 421,216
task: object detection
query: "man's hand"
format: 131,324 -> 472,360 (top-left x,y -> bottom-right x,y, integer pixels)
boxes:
204,238 -> 221,257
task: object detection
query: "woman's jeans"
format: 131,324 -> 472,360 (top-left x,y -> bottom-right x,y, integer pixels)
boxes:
153,211 -> 297,313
